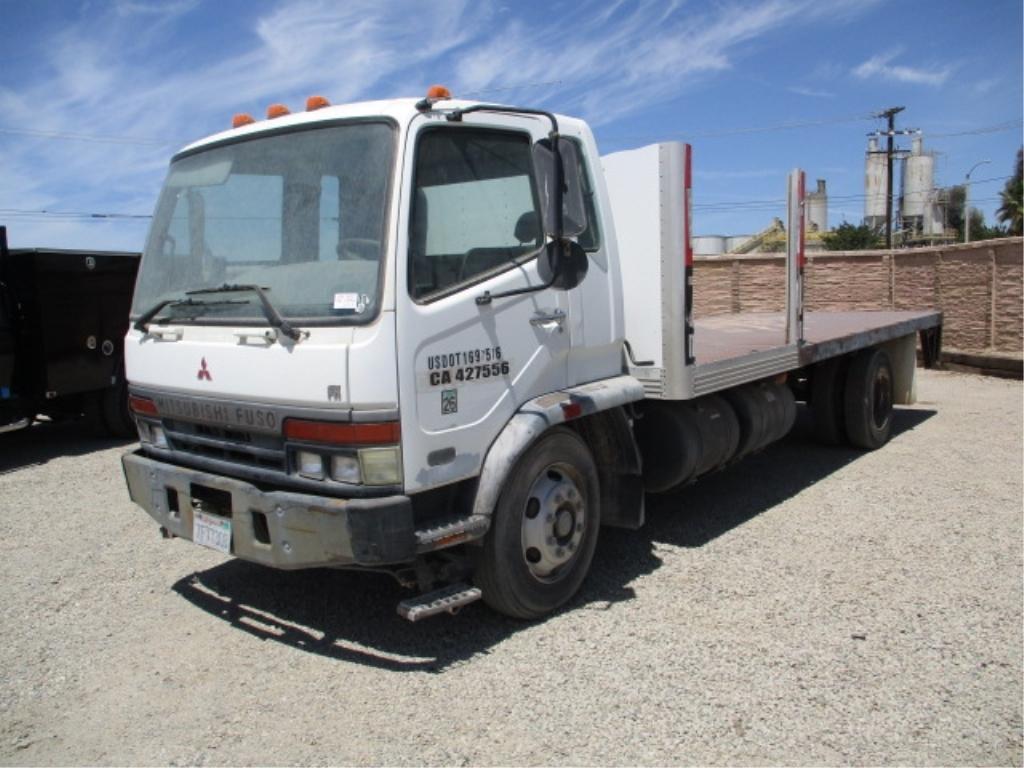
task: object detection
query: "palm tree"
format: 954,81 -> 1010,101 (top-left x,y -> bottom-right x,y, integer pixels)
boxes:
997,148 -> 1023,235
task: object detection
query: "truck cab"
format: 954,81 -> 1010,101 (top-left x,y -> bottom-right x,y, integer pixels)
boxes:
123,91 -> 636,618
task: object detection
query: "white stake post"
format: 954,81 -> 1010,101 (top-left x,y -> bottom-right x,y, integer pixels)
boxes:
785,169 -> 806,346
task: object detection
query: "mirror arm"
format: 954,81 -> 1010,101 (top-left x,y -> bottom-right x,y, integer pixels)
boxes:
475,271 -> 557,306
446,105 -> 559,135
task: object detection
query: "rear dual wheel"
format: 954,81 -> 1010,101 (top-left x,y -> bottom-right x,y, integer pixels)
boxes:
475,427 -> 600,620
810,357 -> 848,445
811,347 -> 894,450
844,347 -> 894,450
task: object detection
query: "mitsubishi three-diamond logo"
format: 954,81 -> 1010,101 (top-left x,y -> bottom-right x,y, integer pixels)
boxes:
197,357 -> 212,381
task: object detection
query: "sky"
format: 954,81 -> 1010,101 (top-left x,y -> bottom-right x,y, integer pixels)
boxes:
1,0 -> 1021,251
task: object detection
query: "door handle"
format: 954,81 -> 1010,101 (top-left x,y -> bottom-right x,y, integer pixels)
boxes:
530,309 -> 566,331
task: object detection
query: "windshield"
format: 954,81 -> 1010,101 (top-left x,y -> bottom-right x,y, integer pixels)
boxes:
132,121 -> 395,323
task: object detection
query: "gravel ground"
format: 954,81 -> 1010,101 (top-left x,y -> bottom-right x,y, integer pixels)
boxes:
0,368 -> 1021,766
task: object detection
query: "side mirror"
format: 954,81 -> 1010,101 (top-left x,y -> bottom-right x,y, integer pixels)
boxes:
532,138 -> 588,239
538,240 -> 588,291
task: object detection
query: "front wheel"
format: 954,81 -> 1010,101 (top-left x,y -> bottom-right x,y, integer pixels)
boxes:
474,427 -> 600,619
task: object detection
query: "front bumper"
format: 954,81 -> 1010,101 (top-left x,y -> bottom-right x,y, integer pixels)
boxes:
122,451 -> 416,569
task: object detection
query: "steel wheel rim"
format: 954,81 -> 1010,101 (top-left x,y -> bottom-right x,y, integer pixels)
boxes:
520,462 -> 586,583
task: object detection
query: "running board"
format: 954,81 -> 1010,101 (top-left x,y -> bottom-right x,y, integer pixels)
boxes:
397,583 -> 482,622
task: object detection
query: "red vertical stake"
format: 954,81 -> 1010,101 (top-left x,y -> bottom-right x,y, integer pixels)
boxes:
798,170 -> 805,342
684,143 -> 695,365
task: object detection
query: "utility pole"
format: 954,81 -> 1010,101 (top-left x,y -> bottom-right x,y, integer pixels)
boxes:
876,106 -> 905,250
964,159 -> 991,243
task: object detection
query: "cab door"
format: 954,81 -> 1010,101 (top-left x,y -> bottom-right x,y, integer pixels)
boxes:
395,114 -> 570,493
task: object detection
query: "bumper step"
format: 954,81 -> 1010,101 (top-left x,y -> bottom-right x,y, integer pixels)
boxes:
397,583 -> 482,622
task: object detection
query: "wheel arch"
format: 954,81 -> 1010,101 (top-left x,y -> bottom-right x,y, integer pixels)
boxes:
470,375 -> 645,529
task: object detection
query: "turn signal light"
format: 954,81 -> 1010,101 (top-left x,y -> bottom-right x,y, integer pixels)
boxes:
128,395 -> 159,417
426,84 -> 452,100
305,95 -> 330,111
232,113 -> 255,128
283,419 -> 400,445
266,103 -> 291,119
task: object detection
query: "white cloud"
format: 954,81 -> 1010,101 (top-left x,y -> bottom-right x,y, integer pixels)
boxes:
974,77 -> 1000,95
853,49 -> 953,87
454,0 -> 880,125
0,0 -> 882,249
789,86 -> 835,99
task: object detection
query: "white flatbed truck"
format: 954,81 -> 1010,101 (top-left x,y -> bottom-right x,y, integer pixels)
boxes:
121,88 -> 942,620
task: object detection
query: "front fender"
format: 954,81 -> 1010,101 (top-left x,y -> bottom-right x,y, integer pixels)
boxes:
470,375 -> 644,520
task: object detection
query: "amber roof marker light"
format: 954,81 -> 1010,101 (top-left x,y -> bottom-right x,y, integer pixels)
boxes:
415,84 -> 453,111
266,103 -> 291,119
232,113 -> 255,128
306,95 -> 331,111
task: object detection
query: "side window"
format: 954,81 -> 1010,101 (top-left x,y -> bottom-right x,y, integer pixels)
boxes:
571,139 -> 602,252
410,129 -> 542,300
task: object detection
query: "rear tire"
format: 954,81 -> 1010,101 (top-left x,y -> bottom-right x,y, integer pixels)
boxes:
474,427 -> 600,620
811,357 -> 848,445
722,386 -> 766,461
843,347 -> 894,450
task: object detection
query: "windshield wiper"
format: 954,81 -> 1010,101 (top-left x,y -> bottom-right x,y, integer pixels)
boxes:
133,296 -> 248,331
186,284 -> 306,341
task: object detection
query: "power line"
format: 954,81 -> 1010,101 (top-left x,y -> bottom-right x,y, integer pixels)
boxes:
0,127 -> 173,146
693,175 -> 1014,211
929,120 -> 1023,138
4,172 -> 1009,223
602,112 -> 875,142
0,208 -> 152,219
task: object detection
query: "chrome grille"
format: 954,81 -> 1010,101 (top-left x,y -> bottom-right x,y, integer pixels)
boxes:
163,419 -> 286,471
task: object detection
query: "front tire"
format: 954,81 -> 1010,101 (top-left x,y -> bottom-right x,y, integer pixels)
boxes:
475,427 -> 600,619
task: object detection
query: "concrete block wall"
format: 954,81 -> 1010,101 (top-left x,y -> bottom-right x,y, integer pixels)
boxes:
692,237 -> 1023,357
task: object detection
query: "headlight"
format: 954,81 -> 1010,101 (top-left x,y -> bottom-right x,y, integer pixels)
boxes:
296,450 -> 325,479
359,446 -> 402,486
330,453 -> 361,484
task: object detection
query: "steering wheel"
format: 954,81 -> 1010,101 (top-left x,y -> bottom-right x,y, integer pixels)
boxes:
337,238 -> 380,261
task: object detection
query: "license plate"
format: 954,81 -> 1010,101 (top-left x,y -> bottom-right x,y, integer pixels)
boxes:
193,510 -> 232,554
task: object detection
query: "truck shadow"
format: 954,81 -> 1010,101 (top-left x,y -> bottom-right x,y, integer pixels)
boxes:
0,418 -> 134,475
172,404 -> 935,673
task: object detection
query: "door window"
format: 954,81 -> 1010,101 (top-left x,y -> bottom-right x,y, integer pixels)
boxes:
409,129 -> 543,301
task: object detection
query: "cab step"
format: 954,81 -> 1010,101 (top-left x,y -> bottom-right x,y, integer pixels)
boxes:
414,514 -> 489,552
397,583 -> 482,622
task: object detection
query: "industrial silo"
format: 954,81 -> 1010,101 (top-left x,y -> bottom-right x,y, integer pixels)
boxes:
807,179 -> 828,232
692,235 -> 726,256
864,137 -> 887,230
900,135 -> 934,234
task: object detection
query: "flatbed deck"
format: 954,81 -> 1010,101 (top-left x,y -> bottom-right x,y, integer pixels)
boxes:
690,309 -> 942,396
